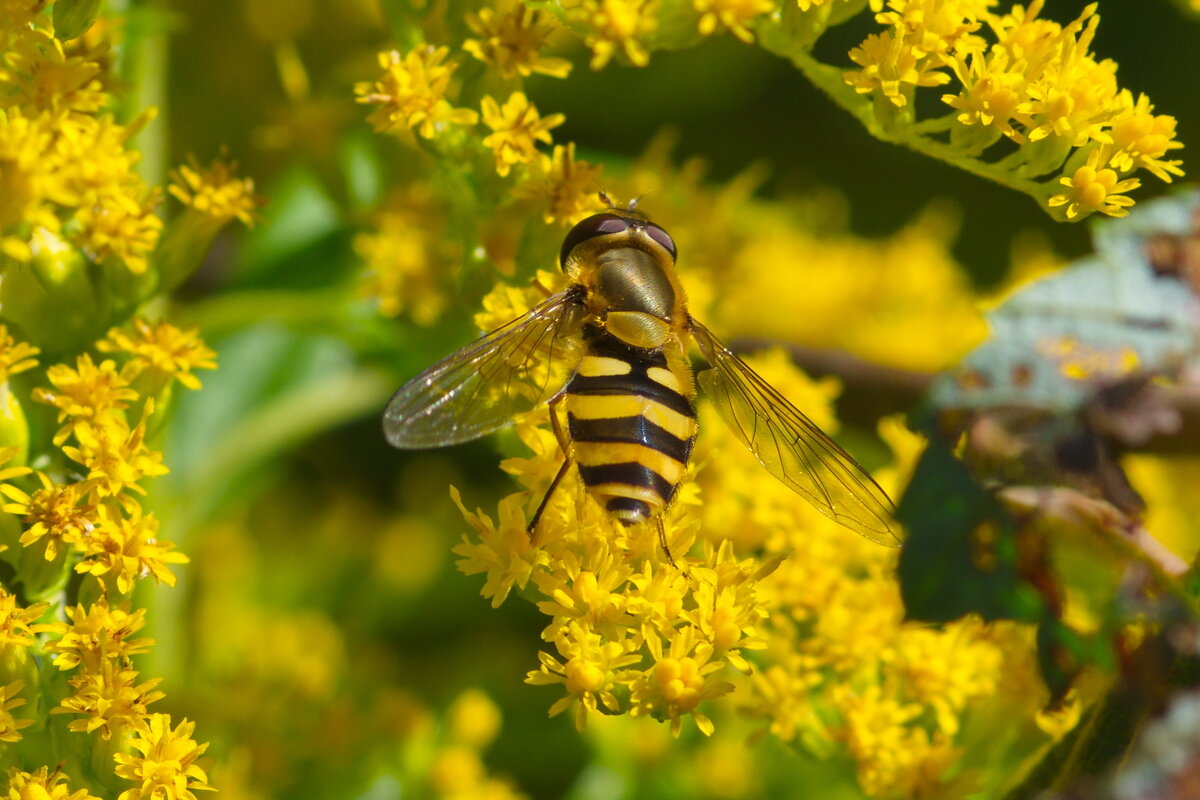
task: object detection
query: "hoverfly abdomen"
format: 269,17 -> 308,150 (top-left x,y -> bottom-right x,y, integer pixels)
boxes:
564,326 -> 697,526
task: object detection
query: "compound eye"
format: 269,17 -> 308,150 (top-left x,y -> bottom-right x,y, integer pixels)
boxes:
559,213 -> 630,268
644,223 -> 677,261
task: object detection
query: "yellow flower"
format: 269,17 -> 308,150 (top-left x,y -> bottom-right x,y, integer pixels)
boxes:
480,92 -> 565,178
452,487 -> 548,607
445,689 -> 503,749
1048,148 -> 1140,220
61,398 -> 168,499
463,0 -> 572,79
35,352 -> 140,443
113,714 -> 213,800
3,767 -> 102,800
515,143 -> 605,227
0,326 -> 39,383
0,28 -> 107,114
1020,6 -> 1118,147
168,153 -> 263,226
53,667 -> 165,739
74,500 -> 188,593
353,191 -> 452,323
570,0 -> 659,70
0,110 -> 67,261
1107,92 -> 1185,183
834,684 -> 962,798
0,587 -> 46,649
942,50 -> 1037,143
0,681 -> 32,742
72,185 -> 163,274
43,601 -> 154,672
694,0 -> 775,43
98,318 -> 218,391
354,46 -> 480,139
526,622 -> 642,731
629,625 -> 732,736
844,30 -> 951,108
1,472 -> 94,560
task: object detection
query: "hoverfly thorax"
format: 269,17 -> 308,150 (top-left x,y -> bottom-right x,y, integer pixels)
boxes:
560,209 -> 685,350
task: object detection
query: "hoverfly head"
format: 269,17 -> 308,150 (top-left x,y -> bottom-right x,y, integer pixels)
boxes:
559,194 -> 677,270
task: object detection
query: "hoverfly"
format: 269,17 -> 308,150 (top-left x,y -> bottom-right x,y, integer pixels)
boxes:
384,195 -> 900,550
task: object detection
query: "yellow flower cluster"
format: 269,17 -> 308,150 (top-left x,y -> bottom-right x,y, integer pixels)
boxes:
168,153 -> 263,227
4,766 -> 102,800
354,186 -> 454,323
842,1 -> 1183,219
355,41 -> 598,227
0,24 -> 161,272
0,320 -> 215,797
451,315 -> 1077,790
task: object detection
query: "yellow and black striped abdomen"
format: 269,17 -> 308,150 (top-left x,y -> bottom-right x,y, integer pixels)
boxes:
564,331 -> 697,526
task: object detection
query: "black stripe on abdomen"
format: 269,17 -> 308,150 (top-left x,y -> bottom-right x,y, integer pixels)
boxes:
566,371 -> 693,417
577,463 -> 676,504
566,413 -> 692,465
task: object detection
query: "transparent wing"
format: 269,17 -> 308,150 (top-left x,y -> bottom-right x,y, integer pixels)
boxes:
384,287 -> 587,448
690,317 -> 902,546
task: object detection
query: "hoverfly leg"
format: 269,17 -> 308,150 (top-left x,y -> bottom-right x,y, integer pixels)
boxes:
656,517 -> 678,569
528,396 -> 574,544
528,458 -> 571,544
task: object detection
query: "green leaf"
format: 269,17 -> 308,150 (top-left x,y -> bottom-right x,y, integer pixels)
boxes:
896,438 -> 1044,623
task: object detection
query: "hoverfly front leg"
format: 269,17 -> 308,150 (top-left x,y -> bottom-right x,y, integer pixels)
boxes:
528,395 -> 573,544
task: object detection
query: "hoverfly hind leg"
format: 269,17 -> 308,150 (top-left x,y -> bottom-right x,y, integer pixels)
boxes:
656,517 -> 678,569
528,458 -> 571,545
529,396 -> 573,544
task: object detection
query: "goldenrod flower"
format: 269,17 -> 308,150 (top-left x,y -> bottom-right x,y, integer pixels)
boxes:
526,622 -> 642,730
845,30 -> 951,107
515,143 -> 605,226
0,28 -> 107,114
62,404 -> 169,499
1107,92 -> 1185,182
480,92 -> 565,178
0,681 -> 32,742
570,0 -> 659,70
0,587 -> 46,649
354,46 -> 480,139
446,689 -> 502,748
354,193 -> 451,323
694,0 -> 775,43
113,714 -> 213,800
453,487 -> 549,608
72,185 -> 163,275
0,326 -> 39,382
463,0 -> 572,79
35,353 -> 139,443
1,472 -> 94,560
3,767 -> 102,800
943,51 -> 1037,143
0,110 -> 68,261
1048,148 -> 1140,220
43,602 -> 154,672
74,500 -> 187,593
54,668 -> 165,739
834,683 -> 962,798
630,625 -> 732,736
168,154 -> 263,226
98,318 -> 219,391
